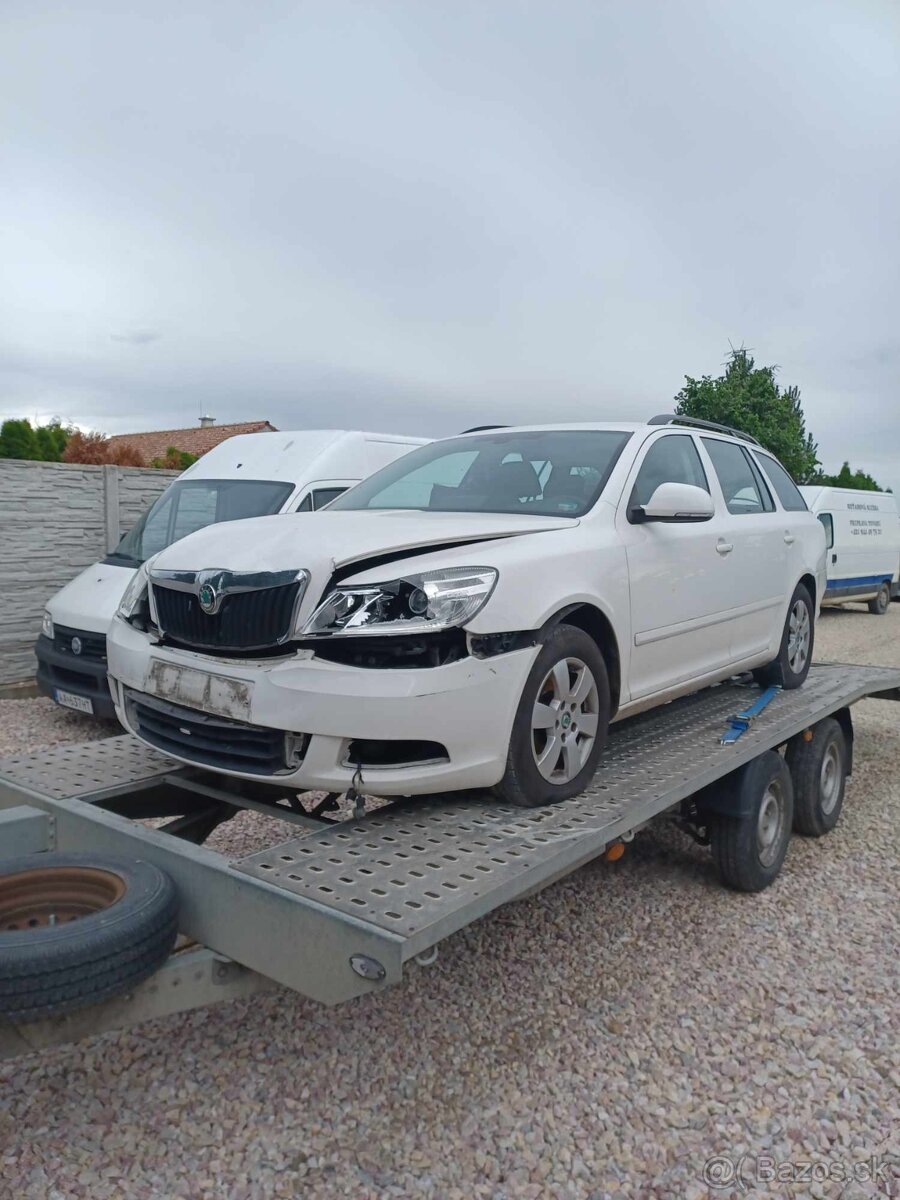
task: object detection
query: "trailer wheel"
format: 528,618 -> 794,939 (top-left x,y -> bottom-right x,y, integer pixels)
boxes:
0,853 -> 178,1024
785,718 -> 846,837
867,582 -> 891,615
709,752 -> 794,892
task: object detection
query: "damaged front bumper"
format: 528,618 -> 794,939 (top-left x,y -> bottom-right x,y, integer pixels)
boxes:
107,619 -> 538,794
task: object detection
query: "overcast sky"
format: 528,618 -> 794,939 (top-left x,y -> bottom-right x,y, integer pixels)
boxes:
2,1 -> 899,487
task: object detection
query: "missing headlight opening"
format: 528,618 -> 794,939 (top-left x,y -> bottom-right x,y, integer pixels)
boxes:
306,629 -> 468,669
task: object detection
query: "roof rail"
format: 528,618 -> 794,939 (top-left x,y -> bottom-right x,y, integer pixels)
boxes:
460,425 -> 508,434
647,413 -> 761,446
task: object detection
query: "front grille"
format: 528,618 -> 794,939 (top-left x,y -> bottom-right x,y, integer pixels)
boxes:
152,582 -> 301,652
125,690 -> 299,775
53,626 -> 107,662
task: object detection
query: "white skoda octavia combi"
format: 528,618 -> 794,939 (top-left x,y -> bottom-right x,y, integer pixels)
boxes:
107,418 -> 827,807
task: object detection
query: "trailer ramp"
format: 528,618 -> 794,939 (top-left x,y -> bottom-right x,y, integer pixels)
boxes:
234,663 -> 900,961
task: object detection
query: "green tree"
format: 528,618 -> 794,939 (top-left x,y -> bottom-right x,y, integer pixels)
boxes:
150,446 -> 200,470
675,348 -> 820,482
34,421 -> 70,461
0,419 -> 41,460
813,461 -> 889,492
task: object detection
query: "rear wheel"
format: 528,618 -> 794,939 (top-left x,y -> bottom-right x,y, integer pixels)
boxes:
495,623 -> 610,808
709,752 -> 794,892
867,582 -> 891,615
786,718 -> 846,836
753,583 -> 814,690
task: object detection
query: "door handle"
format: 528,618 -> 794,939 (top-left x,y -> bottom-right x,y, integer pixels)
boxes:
784,532 -> 796,545
716,540 -> 734,555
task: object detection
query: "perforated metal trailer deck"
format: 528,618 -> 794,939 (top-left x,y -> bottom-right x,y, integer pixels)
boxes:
2,662 -> 899,1057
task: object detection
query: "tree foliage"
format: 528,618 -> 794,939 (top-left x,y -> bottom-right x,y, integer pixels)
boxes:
813,462 -> 888,492
675,348 -> 820,482
0,418 -> 70,461
62,431 -> 146,467
150,446 -> 200,470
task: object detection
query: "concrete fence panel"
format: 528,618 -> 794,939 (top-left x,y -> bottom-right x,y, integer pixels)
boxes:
0,460 -> 178,685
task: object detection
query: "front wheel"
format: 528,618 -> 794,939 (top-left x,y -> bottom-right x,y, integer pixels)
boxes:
867,582 -> 891,615
753,583 -> 814,690
494,623 -> 610,808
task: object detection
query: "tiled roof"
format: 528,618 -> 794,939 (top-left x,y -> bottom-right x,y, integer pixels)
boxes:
107,420 -> 278,464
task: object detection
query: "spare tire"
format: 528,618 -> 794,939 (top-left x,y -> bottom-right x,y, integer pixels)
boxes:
0,853 -> 178,1023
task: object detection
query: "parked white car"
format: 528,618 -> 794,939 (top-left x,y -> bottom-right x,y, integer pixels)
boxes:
107,418 -> 827,807
799,486 -> 900,614
36,430 -> 427,718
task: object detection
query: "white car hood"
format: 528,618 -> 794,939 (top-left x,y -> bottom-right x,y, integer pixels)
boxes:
46,561 -> 137,635
150,509 -> 577,576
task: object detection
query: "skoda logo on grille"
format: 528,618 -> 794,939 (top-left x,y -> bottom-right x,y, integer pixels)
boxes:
71,636 -> 82,656
198,583 -> 219,614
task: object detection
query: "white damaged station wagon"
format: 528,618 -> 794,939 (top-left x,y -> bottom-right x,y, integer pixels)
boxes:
108,417 -> 827,808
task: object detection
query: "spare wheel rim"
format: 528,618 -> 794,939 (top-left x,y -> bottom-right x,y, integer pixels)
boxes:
0,866 -> 127,932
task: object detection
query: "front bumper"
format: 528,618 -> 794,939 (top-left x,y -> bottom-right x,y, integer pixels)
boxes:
34,634 -> 118,721
107,620 -> 538,795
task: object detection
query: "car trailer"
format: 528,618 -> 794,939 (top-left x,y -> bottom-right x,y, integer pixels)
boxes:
2,661 -> 899,1059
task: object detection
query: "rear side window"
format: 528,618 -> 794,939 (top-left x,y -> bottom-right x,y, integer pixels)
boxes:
629,434 -> 709,513
754,453 -> 808,512
702,438 -> 774,515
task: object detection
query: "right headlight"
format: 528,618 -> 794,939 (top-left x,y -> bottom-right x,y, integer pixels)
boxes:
117,563 -> 150,620
302,566 -> 498,638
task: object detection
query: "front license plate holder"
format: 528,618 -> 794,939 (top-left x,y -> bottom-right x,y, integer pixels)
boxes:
145,660 -> 253,723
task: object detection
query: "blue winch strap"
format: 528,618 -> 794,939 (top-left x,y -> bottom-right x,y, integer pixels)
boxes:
720,685 -> 781,745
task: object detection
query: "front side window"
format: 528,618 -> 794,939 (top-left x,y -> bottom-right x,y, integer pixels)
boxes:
328,430 -> 632,517
754,453 -> 808,512
111,479 -> 294,565
818,512 -> 834,548
628,434 -> 709,514
702,438 -> 773,515
296,487 -> 349,512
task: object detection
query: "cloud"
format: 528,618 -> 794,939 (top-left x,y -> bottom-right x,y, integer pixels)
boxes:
0,0 -> 898,491
110,330 -> 161,345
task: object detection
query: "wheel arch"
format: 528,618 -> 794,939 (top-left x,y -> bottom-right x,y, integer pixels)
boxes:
539,603 -> 622,716
799,572 -> 817,609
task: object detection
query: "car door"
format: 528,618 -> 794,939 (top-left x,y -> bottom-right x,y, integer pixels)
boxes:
616,432 -> 735,701
698,437 -> 787,663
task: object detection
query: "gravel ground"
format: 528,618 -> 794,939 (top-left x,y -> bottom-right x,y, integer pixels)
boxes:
1,605 -> 899,1199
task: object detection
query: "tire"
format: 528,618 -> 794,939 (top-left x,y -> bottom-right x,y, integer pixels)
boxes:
867,582 -> 891,615
494,622 -> 610,808
753,583 -> 814,690
785,718 -> 846,837
709,751 -> 794,892
0,853 -> 178,1023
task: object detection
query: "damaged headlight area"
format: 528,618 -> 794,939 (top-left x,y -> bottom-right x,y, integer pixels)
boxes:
302,567 -> 498,639
116,562 -> 152,624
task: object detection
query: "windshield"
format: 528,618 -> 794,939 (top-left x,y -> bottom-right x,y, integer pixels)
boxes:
108,478 -> 295,566
329,430 -> 632,517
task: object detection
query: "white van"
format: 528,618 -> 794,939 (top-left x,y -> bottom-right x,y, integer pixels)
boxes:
36,430 -> 426,718
799,486 -> 900,614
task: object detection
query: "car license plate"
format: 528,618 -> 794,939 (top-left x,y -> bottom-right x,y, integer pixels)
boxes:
145,660 -> 253,722
54,689 -> 94,714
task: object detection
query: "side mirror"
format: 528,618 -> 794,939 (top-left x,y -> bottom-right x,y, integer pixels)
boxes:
636,482 -> 715,523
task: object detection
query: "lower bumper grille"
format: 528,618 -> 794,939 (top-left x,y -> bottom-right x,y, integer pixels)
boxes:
125,690 -> 304,775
